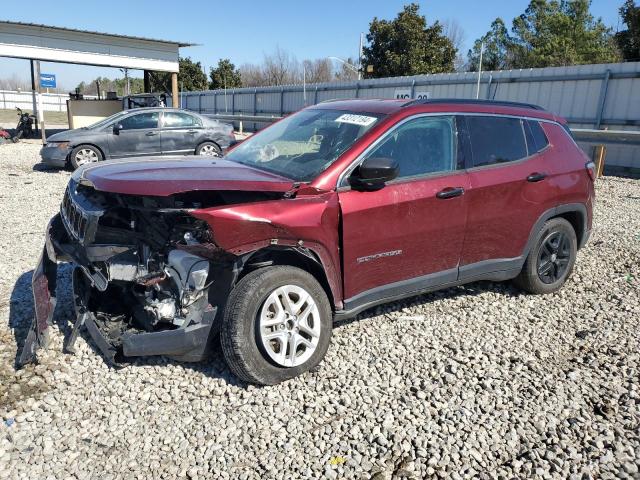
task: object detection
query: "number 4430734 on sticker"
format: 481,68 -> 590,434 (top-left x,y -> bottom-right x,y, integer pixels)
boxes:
335,113 -> 377,127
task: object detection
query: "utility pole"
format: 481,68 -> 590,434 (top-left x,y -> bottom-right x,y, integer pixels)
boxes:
358,32 -> 364,80
224,74 -> 228,112
476,41 -> 484,99
34,60 -> 46,144
303,66 -> 307,106
29,59 -> 39,135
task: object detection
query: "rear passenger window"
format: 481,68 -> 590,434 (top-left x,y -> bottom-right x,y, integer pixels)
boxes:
467,116 -> 527,167
526,120 -> 549,153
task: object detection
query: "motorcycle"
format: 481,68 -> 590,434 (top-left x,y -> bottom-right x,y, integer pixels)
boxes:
12,107 -> 35,142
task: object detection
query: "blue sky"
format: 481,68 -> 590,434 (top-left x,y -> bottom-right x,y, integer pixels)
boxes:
0,0 -> 624,89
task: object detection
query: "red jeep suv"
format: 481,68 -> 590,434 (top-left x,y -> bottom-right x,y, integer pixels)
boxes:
21,99 -> 595,385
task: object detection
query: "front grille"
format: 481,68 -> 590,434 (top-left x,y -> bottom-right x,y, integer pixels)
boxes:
60,182 -> 105,245
61,188 -> 90,242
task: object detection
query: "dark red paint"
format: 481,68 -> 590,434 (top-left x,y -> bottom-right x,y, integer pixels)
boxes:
83,99 -> 594,306
76,158 -> 295,196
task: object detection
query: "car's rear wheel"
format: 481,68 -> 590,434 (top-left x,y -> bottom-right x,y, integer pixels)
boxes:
196,141 -> 221,157
220,266 -> 332,385
514,217 -> 577,294
70,145 -> 102,169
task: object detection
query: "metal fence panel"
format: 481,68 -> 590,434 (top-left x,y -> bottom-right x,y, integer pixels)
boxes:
179,61 -> 640,171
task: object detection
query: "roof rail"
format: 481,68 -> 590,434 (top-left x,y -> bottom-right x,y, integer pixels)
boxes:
403,98 -> 546,111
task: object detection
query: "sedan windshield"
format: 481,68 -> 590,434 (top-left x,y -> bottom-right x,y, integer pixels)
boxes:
225,109 -> 384,181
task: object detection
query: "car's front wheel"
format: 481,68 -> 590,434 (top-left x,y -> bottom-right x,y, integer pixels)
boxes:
220,266 -> 332,385
514,217 -> 577,294
70,145 -> 103,169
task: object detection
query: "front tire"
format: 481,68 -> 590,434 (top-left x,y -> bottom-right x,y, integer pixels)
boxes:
514,217 -> 577,294
220,266 -> 332,385
70,145 -> 102,169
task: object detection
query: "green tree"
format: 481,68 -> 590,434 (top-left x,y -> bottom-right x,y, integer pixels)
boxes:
76,76 -> 143,96
362,3 -> 456,78
467,19 -> 514,71
616,0 -> 640,60
150,57 -> 208,93
209,59 -> 242,90
510,0 -> 620,68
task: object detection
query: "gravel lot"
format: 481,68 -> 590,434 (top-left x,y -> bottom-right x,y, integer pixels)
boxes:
0,142 -> 639,479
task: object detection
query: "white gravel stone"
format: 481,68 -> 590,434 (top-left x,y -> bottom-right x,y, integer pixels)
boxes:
0,142 -> 639,479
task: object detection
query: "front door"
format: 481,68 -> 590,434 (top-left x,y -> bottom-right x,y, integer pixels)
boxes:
108,111 -> 161,158
338,115 -> 469,305
160,111 -> 204,155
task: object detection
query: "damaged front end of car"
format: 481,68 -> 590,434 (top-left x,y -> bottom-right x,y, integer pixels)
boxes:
18,178 -> 273,367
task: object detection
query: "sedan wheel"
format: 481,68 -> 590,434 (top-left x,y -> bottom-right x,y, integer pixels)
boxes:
196,142 -> 222,157
74,148 -> 98,165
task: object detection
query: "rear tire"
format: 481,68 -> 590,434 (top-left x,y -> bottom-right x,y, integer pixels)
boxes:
220,266 -> 332,385
514,217 -> 577,294
195,141 -> 222,157
70,145 -> 102,169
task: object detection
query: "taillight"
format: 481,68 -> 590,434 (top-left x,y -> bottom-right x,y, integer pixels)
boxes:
585,161 -> 596,181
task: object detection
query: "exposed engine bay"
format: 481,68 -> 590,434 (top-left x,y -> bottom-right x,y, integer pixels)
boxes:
20,178 -> 283,366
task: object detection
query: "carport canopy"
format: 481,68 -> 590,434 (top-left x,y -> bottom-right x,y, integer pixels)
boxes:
0,21 -> 195,139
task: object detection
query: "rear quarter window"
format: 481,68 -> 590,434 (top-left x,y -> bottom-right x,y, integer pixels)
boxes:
466,116 -> 528,167
525,120 -> 550,154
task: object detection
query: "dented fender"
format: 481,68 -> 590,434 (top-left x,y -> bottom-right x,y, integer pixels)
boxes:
190,191 -> 343,307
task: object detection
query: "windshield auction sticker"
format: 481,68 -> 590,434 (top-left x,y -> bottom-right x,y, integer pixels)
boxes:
335,114 -> 377,127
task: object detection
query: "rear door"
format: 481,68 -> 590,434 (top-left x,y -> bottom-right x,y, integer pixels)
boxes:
107,111 -> 161,158
338,115 -> 470,304
459,115 -> 557,278
160,111 -> 204,155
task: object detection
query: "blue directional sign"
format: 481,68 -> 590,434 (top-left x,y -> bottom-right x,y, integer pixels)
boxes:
40,73 -> 56,88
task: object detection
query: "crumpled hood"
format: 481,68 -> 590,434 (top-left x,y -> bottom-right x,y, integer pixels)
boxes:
73,156 -> 295,196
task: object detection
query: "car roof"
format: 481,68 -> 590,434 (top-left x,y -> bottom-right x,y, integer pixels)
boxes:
309,98 -> 560,122
122,107 -> 198,115
310,99 -> 409,114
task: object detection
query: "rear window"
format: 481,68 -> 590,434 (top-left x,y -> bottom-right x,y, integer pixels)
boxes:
467,116 -> 528,167
163,112 -> 201,128
525,120 -> 549,154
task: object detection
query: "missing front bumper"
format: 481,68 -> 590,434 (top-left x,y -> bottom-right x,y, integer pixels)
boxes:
18,214 -> 223,368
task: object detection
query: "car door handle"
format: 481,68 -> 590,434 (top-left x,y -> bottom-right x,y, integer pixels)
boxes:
436,187 -> 465,199
145,131 -> 158,136
187,130 -> 197,134
526,172 -> 547,182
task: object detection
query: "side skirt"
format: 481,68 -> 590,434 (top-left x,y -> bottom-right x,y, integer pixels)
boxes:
334,258 -> 523,321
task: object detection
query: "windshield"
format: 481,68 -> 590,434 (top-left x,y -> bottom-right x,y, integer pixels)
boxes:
225,109 -> 384,181
84,111 -> 129,130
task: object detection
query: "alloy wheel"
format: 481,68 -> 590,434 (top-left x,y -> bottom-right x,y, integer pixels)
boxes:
199,144 -> 220,156
537,230 -> 571,284
74,148 -> 98,166
258,285 -> 321,367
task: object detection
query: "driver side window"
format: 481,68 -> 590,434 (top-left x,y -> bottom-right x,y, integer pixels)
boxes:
363,116 -> 458,180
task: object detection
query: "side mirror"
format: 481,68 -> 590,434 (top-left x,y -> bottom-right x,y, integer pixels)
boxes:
113,123 -> 123,135
350,157 -> 399,190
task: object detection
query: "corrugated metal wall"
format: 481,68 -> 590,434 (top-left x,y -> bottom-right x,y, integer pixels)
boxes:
178,61 -> 640,172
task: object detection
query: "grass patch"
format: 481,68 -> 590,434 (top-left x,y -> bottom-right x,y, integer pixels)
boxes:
0,109 -> 68,127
